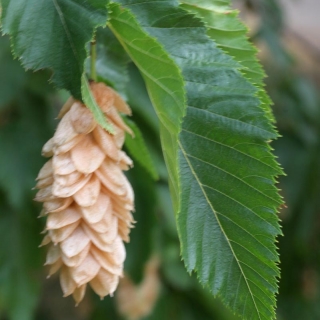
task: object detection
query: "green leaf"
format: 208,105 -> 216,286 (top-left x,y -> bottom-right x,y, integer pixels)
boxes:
179,0 -> 275,122
126,63 -> 160,132
125,64 -> 169,181
0,36 -> 27,108
0,0 -> 108,98
125,162 -> 157,283
81,74 -> 115,134
94,26 -> 131,95
0,81 -> 55,209
0,195 -> 43,320
124,118 -> 159,180
108,2 -> 186,212
112,1 -> 283,319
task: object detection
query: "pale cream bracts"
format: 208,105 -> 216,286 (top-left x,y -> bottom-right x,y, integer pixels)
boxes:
35,82 -> 134,304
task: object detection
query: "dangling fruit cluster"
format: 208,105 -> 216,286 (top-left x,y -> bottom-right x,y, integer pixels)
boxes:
35,82 -> 134,304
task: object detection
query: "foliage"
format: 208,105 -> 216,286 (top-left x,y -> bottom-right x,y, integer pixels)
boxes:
109,2 -> 283,318
123,118 -> 159,180
0,0 -> 108,99
0,36 -> 55,320
1,0 -> 318,319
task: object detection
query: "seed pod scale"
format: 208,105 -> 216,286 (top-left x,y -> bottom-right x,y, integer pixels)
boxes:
35,82 -> 134,304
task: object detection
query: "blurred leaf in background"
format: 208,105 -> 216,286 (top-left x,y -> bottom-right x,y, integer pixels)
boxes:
0,36 -> 55,320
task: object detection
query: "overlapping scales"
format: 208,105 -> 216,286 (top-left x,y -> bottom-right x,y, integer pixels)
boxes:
35,82 -> 134,304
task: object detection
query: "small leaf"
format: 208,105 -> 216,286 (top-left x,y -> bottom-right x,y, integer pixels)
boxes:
81,74 -> 115,134
124,118 -> 159,180
1,0 -> 108,98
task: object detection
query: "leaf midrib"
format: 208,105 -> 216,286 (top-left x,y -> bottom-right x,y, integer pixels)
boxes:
178,140 -> 262,320
215,211 -> 278,262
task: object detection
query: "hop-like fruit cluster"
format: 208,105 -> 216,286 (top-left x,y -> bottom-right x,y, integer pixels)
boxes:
35,82 -> 134,304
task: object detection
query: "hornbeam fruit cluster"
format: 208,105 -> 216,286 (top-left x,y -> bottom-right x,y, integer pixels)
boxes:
35,82 -> 134,304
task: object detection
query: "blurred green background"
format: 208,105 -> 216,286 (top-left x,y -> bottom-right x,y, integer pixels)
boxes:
0,0 -> 320,319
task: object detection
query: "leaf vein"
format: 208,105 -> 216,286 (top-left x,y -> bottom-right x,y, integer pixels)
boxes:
215,211 -> 277,259
187,105 -> 274,136
184,152 -> 281,205
179,141 -> 261,319
182,128 -> 277,171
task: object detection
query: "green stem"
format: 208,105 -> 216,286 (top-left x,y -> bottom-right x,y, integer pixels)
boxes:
90,40 -> 97,82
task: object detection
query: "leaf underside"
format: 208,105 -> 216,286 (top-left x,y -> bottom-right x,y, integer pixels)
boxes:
109,2 -> 186,212
124,118 -> 159,181
94,26 -> 131,96
111,1 -> 283,319
1,0 -> 108,98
